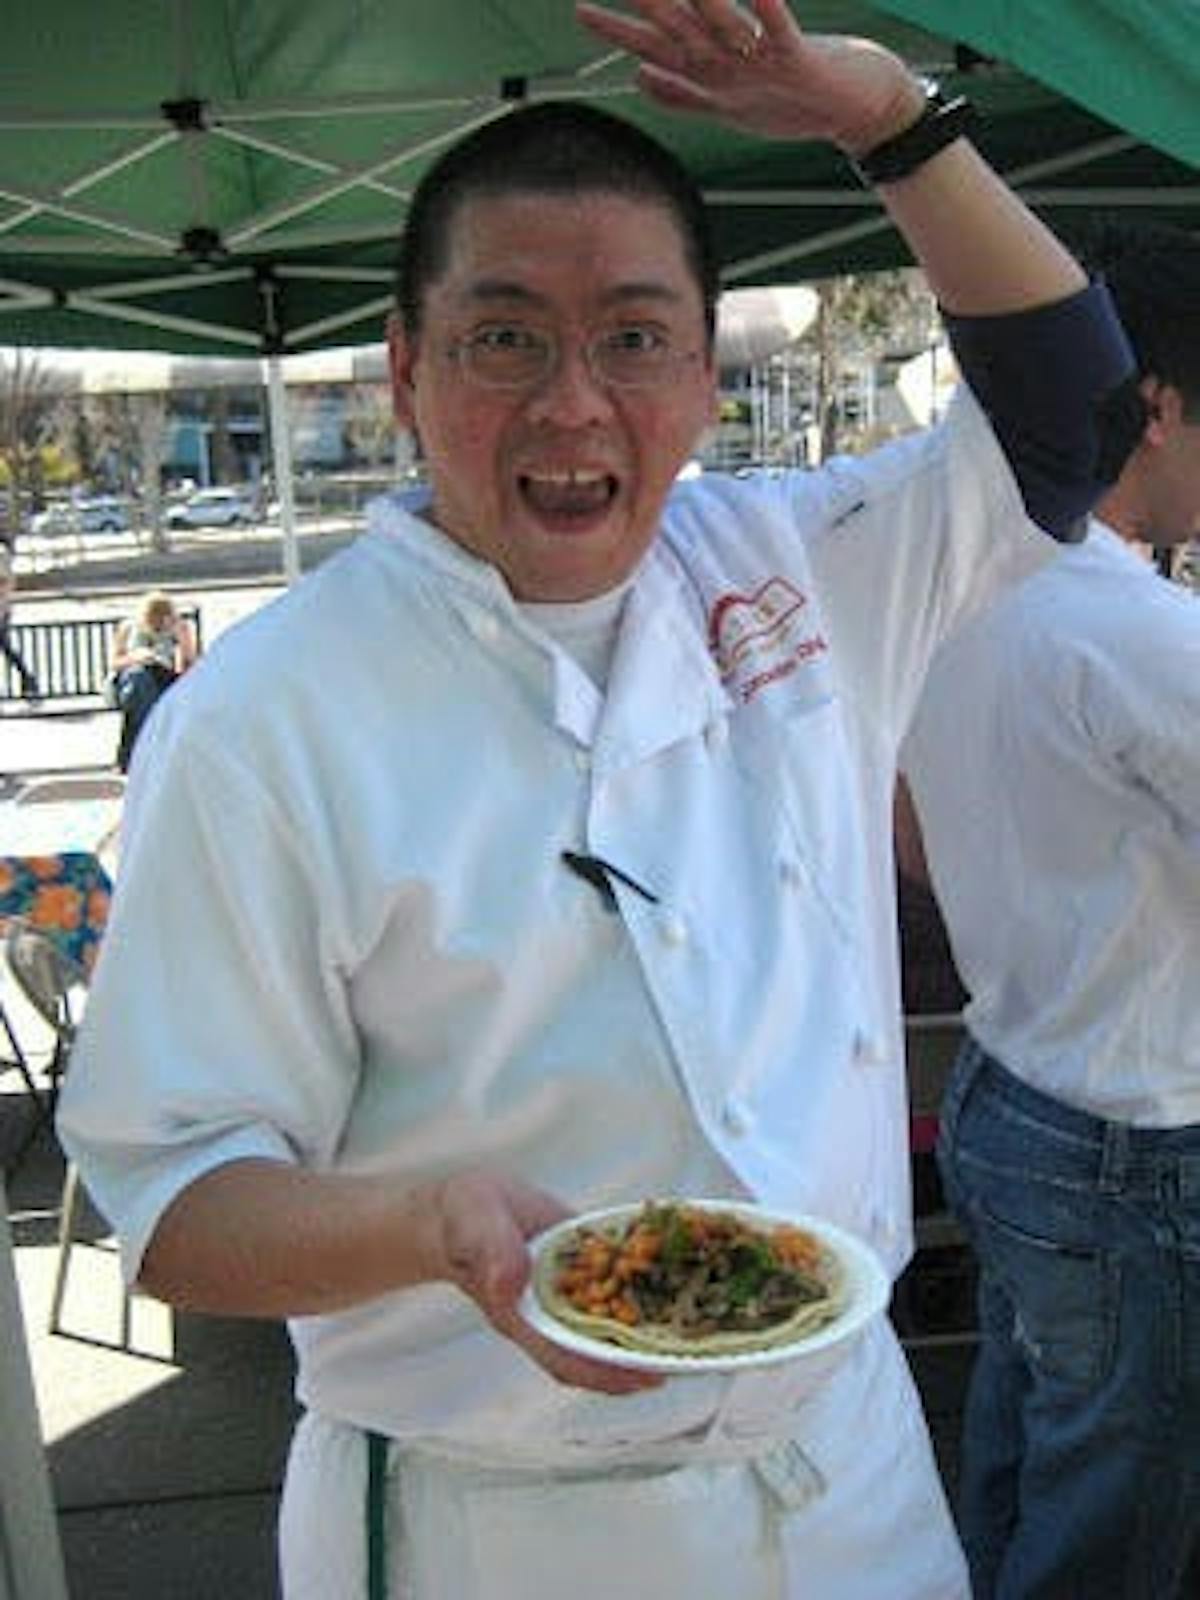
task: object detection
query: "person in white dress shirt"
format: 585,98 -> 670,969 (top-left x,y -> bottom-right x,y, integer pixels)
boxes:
59,4 -> 1139,1596
899,220 -> 1200,1599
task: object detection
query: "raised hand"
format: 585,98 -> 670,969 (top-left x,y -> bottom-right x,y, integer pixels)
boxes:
575,0 -> 923,153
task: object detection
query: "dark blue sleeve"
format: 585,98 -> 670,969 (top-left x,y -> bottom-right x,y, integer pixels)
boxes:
944,279 -> 1141,542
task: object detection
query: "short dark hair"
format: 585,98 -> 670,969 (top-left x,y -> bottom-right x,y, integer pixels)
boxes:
1073,219 -> 1200,419
395,101 -> 719,344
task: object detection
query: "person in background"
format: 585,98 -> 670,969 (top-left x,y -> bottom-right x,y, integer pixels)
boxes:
0,540 -> 40,702
58,3 -> 1138,1595
898,219 -> 1200,1599
108,589 -> 198,772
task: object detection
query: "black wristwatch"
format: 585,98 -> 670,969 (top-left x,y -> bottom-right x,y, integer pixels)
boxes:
849,82 -> 977,186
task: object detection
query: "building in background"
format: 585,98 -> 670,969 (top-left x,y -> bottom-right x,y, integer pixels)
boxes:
6,274 -> 949,538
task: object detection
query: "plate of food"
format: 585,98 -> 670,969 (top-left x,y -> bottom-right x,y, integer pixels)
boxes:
519,1198 -> 890,1374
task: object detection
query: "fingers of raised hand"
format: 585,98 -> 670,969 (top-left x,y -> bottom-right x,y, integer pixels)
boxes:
578,0 -> 765,77
691,0 -> 765,59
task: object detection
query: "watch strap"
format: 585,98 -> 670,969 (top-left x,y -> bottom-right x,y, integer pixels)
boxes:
850,88 -> 977,186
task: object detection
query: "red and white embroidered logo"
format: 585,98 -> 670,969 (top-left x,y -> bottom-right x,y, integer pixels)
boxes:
709,577 -> 827,703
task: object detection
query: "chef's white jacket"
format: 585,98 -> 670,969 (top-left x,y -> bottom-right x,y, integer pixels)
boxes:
60,386 -> 1044,1464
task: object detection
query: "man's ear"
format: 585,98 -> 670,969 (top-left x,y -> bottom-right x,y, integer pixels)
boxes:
1139,374 -> 1184,443
386,311 -> 419,430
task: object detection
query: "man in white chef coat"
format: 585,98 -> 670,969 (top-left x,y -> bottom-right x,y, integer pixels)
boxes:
59,3 -> 1139,1595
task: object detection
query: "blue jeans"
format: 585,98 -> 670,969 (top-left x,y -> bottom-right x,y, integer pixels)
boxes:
937,1039 -> 1200,1599
114,661 -> 175,772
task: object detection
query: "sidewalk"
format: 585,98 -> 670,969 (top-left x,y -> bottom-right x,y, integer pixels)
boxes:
2,710 -> 120,785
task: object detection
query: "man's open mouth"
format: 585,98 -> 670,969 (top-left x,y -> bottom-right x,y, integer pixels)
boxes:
519,467 -> 618,519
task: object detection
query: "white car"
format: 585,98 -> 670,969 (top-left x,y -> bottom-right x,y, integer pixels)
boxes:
30,495 -> 129,535
167,487 -> 255,529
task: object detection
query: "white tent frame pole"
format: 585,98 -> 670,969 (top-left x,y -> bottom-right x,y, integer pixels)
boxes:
0,1179 -> 70,1600
266,354 -> 300,586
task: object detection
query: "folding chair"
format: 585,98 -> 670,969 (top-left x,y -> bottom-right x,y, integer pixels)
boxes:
2,921 -> 81,1113
12,774 -> 126,870
2,920 -> 130,1341
14,774 -> 126,805
0,987 -> 53,1166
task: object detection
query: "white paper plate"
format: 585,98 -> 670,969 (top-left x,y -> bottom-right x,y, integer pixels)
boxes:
519,1199 -> 890,1375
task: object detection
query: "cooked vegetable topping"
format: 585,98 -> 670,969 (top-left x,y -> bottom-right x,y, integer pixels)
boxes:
552,1202 -> 830,1337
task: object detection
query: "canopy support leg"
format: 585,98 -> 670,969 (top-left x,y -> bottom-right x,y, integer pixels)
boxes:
266,353 -> 300,586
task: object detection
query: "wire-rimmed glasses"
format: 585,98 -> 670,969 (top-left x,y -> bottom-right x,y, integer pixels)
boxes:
445,322 -> 705,390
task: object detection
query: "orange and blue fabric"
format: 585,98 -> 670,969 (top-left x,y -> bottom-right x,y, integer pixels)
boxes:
0,851 -> 113,976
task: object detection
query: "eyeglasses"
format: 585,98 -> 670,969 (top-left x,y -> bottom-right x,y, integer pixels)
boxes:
445,322 -> 704,391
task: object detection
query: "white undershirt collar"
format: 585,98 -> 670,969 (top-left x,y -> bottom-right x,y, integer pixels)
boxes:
519,581 -> 633,689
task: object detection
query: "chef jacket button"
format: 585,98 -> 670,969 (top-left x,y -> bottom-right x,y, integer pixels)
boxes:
572,748 -> 592,773
778,856 -> 805,888
661,912 -> 688,947
721,1097 -> 753,1136
471,611 -> 500,645
853,1029 -> 887,1065
705,718 -> 729,753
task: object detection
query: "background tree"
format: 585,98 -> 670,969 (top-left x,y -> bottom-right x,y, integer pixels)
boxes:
70,389 -> 169,548
0,350 -> 70,541
343,381 -> 396,473
130,390 -> 169,551
80,391 -> 139,494
807,269 -> 937,460
209,387 -> 240,484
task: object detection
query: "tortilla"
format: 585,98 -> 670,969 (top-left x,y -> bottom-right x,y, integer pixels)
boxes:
533,1201 -> 845,1358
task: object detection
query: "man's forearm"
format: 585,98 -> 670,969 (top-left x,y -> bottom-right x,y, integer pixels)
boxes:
873,137 -> 1086,316
137,1158 -> 447,1316
136,1158 -> 656,1394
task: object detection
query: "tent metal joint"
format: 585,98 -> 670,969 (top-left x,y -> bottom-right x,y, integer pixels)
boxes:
953,44 -> 997,74
161,97 -> 209,133
178,225 -> 227,264
257,268 -> 286,356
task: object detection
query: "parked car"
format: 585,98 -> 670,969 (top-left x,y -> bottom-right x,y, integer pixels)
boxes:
166,487 -> 255,530
29,495 -> 129,536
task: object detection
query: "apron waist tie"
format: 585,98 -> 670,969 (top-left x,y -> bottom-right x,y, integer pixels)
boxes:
367,1430 -> 389,1600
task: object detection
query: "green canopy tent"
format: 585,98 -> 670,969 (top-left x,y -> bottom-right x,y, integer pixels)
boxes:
1,0 -> 1196,573
3,0 -> 1196,355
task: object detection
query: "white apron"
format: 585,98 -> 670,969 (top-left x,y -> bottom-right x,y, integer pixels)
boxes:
279,1321 -> 968,1600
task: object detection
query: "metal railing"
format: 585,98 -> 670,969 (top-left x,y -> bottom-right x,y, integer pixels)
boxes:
1,609 -> 202,713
